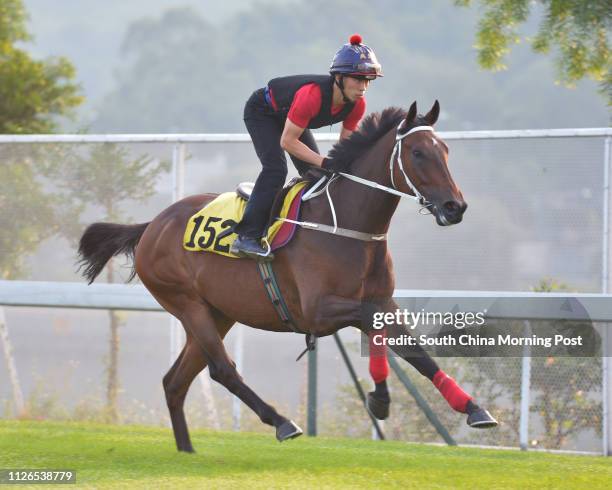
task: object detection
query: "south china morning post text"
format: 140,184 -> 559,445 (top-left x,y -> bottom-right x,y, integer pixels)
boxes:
360,297 -> 604,357
370,309 -> 583,348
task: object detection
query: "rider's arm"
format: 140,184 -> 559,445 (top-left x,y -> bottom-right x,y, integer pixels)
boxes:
281,85 -> 326,166
339,97 -> 366,141
280,120 -> 325,166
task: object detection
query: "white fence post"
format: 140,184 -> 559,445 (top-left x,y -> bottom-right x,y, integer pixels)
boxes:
170,143 -> 186,366
519,321 -> 532,450
0,307 -> 25,416
603,136 -> 611,456
604,326 -> 611,456
232,324 -> 244,431
198,373 -> 221,429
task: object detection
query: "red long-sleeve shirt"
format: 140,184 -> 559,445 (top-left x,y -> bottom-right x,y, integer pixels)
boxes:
272,83 -> 366,131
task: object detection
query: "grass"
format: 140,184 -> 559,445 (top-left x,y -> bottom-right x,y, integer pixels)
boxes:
0,420 -> 610,489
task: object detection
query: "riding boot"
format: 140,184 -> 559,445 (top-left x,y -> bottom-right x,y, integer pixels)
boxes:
232,171 -> 282,259
231,235 -> 272,259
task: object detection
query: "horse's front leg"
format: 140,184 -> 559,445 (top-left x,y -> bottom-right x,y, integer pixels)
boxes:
309,295 -> 392,419
375,300 -> 498,428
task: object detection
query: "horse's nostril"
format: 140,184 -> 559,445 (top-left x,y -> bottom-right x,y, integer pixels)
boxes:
443,201 -> 460,215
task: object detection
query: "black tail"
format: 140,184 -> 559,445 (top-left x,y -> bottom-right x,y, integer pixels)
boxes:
77,222 -> 150,284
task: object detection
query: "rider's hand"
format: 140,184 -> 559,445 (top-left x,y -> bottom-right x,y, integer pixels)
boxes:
321,157 -> 339,172
302,162 -> 333,180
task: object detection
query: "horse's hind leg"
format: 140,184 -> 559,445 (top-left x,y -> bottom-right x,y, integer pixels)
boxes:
163,319 -> 235,453
180,301 -> 302,442
163,336 -> 206,453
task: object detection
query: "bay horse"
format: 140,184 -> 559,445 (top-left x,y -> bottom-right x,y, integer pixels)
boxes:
78,101 -> 497,452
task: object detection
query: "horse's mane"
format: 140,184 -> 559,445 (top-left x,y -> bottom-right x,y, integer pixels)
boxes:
327,106 -> 407,173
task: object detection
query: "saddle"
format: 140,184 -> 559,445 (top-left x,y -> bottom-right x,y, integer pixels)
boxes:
236,182 -> 254,201
183,178 -> 309,258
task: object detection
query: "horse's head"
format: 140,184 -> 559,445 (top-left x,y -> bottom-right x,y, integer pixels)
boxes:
394,101 -> 467,226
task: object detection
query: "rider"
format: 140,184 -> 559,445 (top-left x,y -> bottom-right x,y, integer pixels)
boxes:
231,34 -> 383,258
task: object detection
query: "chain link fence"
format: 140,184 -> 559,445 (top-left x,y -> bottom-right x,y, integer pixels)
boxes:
0,129 -> 610,453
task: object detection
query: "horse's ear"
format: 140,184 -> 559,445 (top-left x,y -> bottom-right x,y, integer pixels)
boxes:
405,101 -> 417,126
424,100 -> 440,126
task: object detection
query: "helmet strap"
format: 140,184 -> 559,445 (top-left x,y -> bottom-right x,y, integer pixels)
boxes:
334,76 -> 351,104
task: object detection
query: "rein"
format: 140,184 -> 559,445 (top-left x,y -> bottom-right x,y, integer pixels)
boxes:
277,124 -> 436,242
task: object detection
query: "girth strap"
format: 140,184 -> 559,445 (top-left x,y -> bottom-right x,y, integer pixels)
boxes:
277,218 -> 387,242
256,260 -> 315,361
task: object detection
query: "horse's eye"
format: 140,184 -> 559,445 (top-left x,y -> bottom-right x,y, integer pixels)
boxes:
412,150 -> 423,158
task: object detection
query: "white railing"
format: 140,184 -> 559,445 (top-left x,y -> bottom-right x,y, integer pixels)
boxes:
2,279 -> 611,317
0,127 -> 610,143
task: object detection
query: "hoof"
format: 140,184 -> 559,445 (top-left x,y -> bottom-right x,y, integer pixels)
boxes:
467,408 -> 498,429
366,392 -> 390,420
276,420 -> 303,442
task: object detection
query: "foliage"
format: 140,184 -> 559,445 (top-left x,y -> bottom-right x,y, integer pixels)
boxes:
0,0 -> 83,277
46,143 -> 169,223
462,278 -> 602,450
0,148 -> 81,278
322,355 -> 522,446
530,356 -> 601,447
0,159 -> 55,278
455,0 -> 611,105
0,0 -> 83,133
42,143 -> 169,420
96,8 -> 226,132
530,277 -> 572,292
527,277 -> 602,447
0,0 -> 29,45
93,1 -> 608,133
329,277 -> 601,450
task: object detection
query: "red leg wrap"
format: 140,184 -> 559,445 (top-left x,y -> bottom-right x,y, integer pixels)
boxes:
368,330 -> 389,383
433,370 -> 472,413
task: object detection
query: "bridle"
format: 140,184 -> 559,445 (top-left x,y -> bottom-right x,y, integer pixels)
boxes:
337,122 -> 435,207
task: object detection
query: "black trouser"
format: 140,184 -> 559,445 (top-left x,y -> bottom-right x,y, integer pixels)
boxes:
234,88 -> 319,238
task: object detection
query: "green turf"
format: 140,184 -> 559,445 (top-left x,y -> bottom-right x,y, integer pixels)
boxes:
0,420 -> 610,489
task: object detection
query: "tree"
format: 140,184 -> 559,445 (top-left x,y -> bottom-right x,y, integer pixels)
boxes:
47,143 -> 169,421
94,8 -> 228,132
0,0 -> 84,275
455,0 -> 611,105
0,0 -> 82,417
0,0 -> 83,133
94,1 -> 608,132
0,158 -> 58,278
